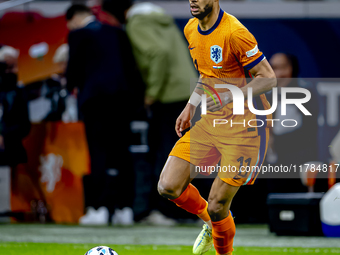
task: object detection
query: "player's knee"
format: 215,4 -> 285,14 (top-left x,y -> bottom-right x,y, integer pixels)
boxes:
157,180 -> 181,200
207,201 -> 227,222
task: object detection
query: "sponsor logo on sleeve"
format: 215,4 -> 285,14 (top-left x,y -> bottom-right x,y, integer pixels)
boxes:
246,45 -> 259,58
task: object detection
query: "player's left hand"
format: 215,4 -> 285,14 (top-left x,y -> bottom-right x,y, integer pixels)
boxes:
206,92 -> 232,112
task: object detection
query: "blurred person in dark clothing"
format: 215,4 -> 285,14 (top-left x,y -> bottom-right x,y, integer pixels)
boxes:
102,0 -> 198,224
0,45 -> 31,218
44,44 -> 69,122
65,4 -> 144,225
266,53 -> 319,193
0,45 -> 31,167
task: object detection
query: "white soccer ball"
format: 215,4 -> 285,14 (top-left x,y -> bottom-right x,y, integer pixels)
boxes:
85,246 -> 118,255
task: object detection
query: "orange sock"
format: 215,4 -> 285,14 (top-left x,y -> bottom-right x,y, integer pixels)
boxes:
197,201 -> 210,222
170,184 -> 209,220
212,212 -> 235,255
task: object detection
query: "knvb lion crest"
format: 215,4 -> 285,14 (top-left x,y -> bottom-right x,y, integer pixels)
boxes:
210,45 -> 222,64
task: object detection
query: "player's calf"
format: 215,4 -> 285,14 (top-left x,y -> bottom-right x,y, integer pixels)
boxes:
208,200 -> 235,255
207,200 -> 230,222
207,177 -> 239,221
207,178 -> 239,255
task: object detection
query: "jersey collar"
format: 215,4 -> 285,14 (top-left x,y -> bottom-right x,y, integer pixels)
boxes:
197,8 -> 224,36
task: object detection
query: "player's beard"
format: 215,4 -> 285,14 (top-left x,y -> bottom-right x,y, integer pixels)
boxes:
191,3 -> 213,20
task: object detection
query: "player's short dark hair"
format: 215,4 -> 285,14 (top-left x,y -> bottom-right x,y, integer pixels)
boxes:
102,0 -> 132,24
66,4 -> 92,21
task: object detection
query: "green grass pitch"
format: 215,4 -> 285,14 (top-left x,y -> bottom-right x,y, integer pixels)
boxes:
1,224 -> 340,254
1,243 -> 340,255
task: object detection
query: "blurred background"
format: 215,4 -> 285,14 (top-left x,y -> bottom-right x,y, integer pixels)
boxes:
0,0 -> 340,240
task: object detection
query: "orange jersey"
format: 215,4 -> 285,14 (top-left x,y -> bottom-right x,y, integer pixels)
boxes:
184,9 -> 271,137
184,9 -> 264,79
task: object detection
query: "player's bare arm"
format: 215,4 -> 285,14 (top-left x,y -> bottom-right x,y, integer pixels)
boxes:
206,59 -> 276,112
176,75 -> 205,137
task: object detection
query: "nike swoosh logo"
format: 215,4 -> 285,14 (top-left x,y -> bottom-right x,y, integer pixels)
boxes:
189,47 -> 195,50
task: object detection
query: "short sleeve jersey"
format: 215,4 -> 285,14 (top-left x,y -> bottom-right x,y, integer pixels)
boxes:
184,9 -> 265,79
184,9 -> 271,137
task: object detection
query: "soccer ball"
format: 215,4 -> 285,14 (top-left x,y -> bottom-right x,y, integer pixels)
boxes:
85,246 -> 118,255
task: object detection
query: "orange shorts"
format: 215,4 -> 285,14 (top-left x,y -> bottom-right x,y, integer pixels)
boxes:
169,123 -> 269,186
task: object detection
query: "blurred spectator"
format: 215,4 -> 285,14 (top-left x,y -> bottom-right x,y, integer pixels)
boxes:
0,45 -> 31,218
0,45 -> 31,167
53,44 -> 69,75
24,44 -> 69,123
266,53 -> 319,192
42,44 -> 70,122
102,1 -> 198,224
90,4 -> 120,27
65,4 -> 144,225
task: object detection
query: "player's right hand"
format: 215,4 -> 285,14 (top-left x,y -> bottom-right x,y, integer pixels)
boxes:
175,103 -> 196,137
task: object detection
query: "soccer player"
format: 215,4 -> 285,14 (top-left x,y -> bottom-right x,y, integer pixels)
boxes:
157,0 -> 276,254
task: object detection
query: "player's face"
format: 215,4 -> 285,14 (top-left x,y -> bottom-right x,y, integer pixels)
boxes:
270,53 -> 293,87
189,0 -> 214,20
